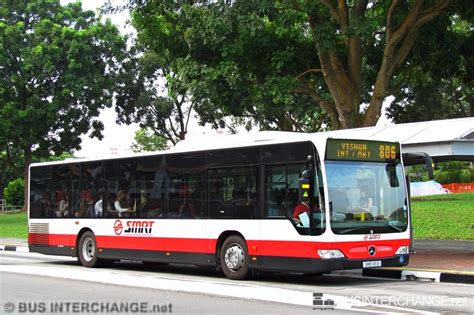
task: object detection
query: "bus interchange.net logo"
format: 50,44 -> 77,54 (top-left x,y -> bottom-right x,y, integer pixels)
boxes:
2,301 -> 173,314
114,220 -> 155,236
313,293 -> 335,310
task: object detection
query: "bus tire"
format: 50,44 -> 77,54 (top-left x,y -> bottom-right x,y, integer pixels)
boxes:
78,231 -> 100,268
220,235 -> 250,280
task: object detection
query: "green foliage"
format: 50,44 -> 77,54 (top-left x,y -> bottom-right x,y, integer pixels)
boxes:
411,193 -> 474,240
3,178 -> 24,206
130,128 -> 168,153
0,211 -> 28,239
121,0 -> 454,131
433,162 -> 474,184
37,152 -> 74,162
406,165 -> 432,182
114,49 -> 194,145
0,143 -> 23,197
124,0 -> 330,132
0,0 -> 129,205
0,0 -> 128,154
408,162 -> 474,184
387,4 -> 473,122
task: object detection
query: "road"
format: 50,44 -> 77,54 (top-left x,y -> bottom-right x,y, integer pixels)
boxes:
1,251 -> 473,314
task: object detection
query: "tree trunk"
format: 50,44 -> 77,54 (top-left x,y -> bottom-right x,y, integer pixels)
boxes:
22,145 -> 32,212
305,0 -> 452,130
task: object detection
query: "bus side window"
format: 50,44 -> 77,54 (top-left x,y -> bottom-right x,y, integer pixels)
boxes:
30,166 -> 53,218
265,163 -> 307,219
208,167 -> 257,219
266,165 -> 286,217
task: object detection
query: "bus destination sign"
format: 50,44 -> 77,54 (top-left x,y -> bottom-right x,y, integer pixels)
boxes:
325,139 -> 400,162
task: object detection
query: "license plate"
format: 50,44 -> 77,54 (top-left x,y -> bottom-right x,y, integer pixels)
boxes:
363,260 -> 381,268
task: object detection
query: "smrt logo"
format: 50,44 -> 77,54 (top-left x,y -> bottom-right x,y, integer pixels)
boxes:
113,220 -> 155,235
113,220 -> 123,235
364,234 -> 381,240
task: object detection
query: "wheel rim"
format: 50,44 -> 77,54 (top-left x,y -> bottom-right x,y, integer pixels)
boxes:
224,243 -> 244,271
82,237 -> 95,262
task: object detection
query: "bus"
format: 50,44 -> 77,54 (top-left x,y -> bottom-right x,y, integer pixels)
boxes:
28,131 -> 430,280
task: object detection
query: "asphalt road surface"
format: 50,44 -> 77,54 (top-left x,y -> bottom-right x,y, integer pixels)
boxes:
1,251 -> 473,314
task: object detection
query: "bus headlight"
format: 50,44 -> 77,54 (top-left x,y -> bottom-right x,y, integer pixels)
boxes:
395,246 -> 409,255
317,249 -> 345,259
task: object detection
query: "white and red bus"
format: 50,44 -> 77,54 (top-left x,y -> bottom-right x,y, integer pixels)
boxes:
28,132 -> 425,280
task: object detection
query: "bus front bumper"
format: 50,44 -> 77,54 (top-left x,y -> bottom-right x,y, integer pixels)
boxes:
253,254 -> 409,274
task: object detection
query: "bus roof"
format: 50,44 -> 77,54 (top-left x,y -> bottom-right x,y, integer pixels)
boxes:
29,130 -> 399,168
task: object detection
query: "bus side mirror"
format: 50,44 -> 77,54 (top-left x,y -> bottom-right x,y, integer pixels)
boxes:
402,152 -> 434,180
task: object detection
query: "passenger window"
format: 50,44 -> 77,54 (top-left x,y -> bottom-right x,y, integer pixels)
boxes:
265,163 -> 306,218
104,159 -> 137,218
30,166 -> 53,218
136,156 -> 165,219
167,153 -> 205,219
168,173 -> 205,219
80,162 -> 105,218
52,164 -> 80,218
208,167 -> 258,219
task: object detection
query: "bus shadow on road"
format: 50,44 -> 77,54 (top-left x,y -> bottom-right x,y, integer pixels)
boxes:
45,258 -> 401,287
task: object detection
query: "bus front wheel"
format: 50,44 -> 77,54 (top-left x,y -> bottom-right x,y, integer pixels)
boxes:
220,235 -> 250,280
78,231 -> 100,268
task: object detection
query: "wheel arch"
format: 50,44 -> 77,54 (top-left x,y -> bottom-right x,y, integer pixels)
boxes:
75,227 -> 93,257
215,230 -> 246,269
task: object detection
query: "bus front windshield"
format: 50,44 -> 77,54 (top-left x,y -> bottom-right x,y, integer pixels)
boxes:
326,161 -> 408,235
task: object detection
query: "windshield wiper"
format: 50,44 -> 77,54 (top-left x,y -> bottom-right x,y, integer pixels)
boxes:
338,226 -> 367,235
385,223 -> 403,232
338,223 -> 403,235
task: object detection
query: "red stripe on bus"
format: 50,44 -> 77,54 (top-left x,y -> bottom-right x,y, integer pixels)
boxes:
256,239 -> 409,258
29,233 -> 74,247
29,233 -> 409,259
96,235 -> 213,254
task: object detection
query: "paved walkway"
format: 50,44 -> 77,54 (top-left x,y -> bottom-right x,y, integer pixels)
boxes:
0,237 -> 28,247
408,239 -> 474,273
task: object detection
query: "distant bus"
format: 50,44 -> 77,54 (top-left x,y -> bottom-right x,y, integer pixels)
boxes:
28,132 -> 429,280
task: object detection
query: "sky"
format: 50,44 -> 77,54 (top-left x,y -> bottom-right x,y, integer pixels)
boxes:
63,0 -> 393,158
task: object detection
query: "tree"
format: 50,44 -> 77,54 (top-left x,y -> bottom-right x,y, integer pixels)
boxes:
434,161 -> 474,184
0,0 -> 128,207
3,178 -> 24,206
114,50 -> 196,145
117,0 -> 453,131
387,8 -> 473,123
130,128 -> 168,152
0,143 -> 23,199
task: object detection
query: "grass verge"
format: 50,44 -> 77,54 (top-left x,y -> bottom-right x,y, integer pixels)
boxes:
411,192 -> 474,240
0,211 -> 28,239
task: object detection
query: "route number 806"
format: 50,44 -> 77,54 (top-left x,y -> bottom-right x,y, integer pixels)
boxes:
379,145 -> 396,160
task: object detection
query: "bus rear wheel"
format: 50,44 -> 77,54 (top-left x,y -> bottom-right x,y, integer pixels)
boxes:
220,235 -> 250,280
78,231 -> 101,267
